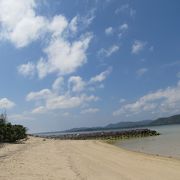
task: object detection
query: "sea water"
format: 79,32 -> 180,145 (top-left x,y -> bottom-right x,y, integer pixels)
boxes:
115,124 -> 180,159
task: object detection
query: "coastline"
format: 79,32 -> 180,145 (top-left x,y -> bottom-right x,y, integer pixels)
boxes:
113,140 -> 180,161
0,136 -> 180,180
113,124 -> 180,160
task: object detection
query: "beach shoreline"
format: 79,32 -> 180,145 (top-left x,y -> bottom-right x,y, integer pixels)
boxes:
0,136 -> 180,180
113,140 -> 180,161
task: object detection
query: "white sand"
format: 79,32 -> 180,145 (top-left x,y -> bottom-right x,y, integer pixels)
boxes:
0,136 -> 180,180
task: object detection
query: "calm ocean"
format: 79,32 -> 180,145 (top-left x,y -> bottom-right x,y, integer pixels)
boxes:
115,124 -> 180,159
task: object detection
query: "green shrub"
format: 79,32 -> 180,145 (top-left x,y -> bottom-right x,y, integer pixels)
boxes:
0,120 -> 27,143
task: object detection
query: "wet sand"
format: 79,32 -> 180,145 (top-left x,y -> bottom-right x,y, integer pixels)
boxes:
0,136 -> 180,180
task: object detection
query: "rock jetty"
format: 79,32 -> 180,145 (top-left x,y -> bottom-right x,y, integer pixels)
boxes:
33,128 -> 160,140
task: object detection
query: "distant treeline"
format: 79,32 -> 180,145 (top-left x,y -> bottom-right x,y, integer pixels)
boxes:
0,115 -> 27,143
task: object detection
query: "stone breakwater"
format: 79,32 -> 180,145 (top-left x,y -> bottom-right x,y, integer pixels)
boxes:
33,129 -> 160,140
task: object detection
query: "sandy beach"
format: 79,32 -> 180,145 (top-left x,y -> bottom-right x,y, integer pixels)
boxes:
0,137 -> 180,180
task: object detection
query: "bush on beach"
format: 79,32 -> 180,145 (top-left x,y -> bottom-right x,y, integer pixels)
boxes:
0,114 -> 27,143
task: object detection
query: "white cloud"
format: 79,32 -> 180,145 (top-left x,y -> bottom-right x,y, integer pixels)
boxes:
68,76 -> 85,93
136,68 -> 148,76
105,27 -> 113,35
113,81 -> 180,116
81,8 -> 96,27
118,23 -> 128,38
89,67 -> 112,83
132,40 -> 146,54
115,4 -> 136,17
52,77 -> 64,92
48,15 -> 68,37
25,66 -> 113,112
26,83 -> 99,111
81,108 -> 99,114
69,16 -> 78,33
32,106 -> 46,114
68,9 -> 95,32
26,66 -> 112,112
98,45 -> 119,57
105,24 -> 128,39
36,33 -> 93,78
46,94 -> 98,110
17,62 -> 35,77
27,89 -> 98,110
115,4 -> 129,14
26,89 -> 53,101
106,45 -> 119,57
36,58 -> 49,79
13,1 -> 94,79
0,98 -> 15,109
119,23 -> 128,31
0,0 -> 47,48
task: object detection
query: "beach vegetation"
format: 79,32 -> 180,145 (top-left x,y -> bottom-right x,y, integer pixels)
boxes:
0,113 -> 27,143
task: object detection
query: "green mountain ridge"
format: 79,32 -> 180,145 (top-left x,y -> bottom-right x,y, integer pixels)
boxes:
64,114 -> 180,133
149,114 -> 180,126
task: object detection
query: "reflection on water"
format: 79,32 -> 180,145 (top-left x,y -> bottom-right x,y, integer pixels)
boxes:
115,125 -> 180,159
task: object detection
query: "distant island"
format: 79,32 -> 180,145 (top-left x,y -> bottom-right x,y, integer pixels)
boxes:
63,114 -> 180,133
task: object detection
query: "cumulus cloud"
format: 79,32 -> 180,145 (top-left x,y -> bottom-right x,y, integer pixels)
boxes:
89,67 -> 112,84
0,98 -> 15,109
48,15 -> 68,37
27,88 -> 98,110
19,26 -> 92,79
4,1 -> 110,115
27,66 -> 112,112
81,108 -> 99,114
26,89 -> 53,101
105,27 -> 113,35
136,68 -> 148,77
17,62 -> 35,77
113,81 -> 180,117
0,0 -> 47,48
98,45 -> 119,57
131,40 -> 146,54
68,76 -> 85,93
119,23 -> 128,31
46,94 -> 98,110
9,1 -> 94,79
52,77 -> 64,92
36,33 -> 92,78
118,23 -> 128,38
2,1 -> 95,81
32,106 -> 46,114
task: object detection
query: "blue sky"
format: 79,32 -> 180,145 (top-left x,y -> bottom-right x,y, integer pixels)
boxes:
0,0 -> 180,133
